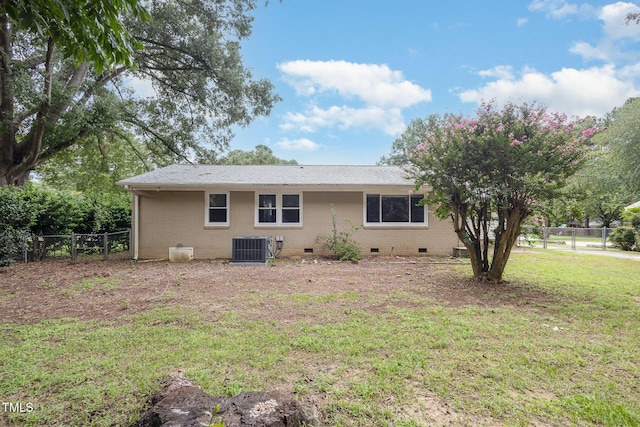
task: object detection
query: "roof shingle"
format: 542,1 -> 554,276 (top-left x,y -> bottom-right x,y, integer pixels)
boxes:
117,164 -> 413,188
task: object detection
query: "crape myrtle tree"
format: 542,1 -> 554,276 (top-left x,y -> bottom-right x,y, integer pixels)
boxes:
0,0 -> 280,186
407,101 -> 597,282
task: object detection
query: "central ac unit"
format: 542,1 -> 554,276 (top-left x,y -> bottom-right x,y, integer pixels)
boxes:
231,237 -> 272,264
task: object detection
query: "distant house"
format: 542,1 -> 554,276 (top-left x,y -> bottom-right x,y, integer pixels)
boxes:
625,201 -> 640,210
117,164 -> 460,260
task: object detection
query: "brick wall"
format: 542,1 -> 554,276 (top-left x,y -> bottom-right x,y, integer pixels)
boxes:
134,189 -> 460,259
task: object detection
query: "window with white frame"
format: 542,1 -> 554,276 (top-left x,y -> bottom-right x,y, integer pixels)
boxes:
206,193 -> 229,226
256,193 -> 302,225
365,194 -> 426,225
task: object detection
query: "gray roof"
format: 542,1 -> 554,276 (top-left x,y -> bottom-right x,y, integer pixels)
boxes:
117,164 -> 413,188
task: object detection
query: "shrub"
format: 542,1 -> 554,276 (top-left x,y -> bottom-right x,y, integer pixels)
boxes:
318,204 -> 362,262
622,207 -> 640,232
609,226 -> 637,251
19,184 -> 83,235
0,186 -> 33,266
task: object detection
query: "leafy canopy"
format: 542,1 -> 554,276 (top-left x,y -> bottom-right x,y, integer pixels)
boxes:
595,97 -> 640,199
1,0 -> 280,186
407,101 -> 595,282
3,0 -> 149,72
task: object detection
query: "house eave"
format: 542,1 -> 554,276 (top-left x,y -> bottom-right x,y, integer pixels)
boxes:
121,183 -> 421,193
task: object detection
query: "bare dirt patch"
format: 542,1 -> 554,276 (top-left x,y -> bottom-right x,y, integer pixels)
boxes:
0,256 -> 557,325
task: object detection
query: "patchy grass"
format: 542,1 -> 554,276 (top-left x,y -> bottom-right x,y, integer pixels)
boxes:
0,251 -> 639,426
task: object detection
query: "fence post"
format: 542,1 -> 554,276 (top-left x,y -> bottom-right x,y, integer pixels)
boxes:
103,232 -> 109,261
543,226 -> 548,249
71,232 -> 76,262
602,227 -> 607,251
571,228 -> 576,251
23,235 -> 28,263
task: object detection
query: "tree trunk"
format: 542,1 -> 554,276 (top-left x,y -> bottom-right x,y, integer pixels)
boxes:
488,208 -> 527,282
0,172 -> 28,186
452,206 -> 495,281
452,205 -> 527,283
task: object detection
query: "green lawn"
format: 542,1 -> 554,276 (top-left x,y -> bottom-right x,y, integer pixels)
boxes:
1,251 -> 639,426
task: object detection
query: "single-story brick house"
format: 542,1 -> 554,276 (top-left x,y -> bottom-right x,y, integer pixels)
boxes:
117,164 -> 460,260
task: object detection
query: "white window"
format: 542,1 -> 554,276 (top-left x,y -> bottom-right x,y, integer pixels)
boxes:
205,192 -> 229,226
365,194 -> 427,225
256,193 -> 302,226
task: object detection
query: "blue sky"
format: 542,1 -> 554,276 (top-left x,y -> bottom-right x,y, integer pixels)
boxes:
228,0 -> 640,165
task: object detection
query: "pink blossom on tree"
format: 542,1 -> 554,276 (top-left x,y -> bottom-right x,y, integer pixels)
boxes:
406,101 -> 596,282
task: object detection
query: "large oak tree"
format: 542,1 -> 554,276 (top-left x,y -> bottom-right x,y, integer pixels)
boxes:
0,0 -> 280,186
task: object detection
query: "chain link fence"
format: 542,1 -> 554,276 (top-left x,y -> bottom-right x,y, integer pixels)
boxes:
518,226 -> 614,251
20,230 -> 131,262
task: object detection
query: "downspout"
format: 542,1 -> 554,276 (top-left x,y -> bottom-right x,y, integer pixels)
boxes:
134,193 -> 139,260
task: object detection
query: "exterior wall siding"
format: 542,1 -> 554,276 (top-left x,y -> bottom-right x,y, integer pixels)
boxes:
135,189 -> 460,260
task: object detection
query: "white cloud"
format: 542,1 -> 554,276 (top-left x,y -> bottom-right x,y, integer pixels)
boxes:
277,60 -> 429,136
517,18 -> 529,26
569,41 -> 612,61
458,64 -> 640,117
567,2 -> 640,62
528,0 -> 597,19
276,138 -> 320,151
277,60 -> 431,109
478,65 -> 517,80
528,0 -> 579,19
599,2 -> 640,40
280,105 -> 406,136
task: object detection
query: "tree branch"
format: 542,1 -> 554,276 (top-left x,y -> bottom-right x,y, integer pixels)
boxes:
74,66 -> 127,109
135,36 -> 214,70
14,37 -> 55,175
123,116 -> 193,164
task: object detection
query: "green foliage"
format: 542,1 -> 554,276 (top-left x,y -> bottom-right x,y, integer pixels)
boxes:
80,192 -> 132,233
571,116 -> 632,227
36,132 -> 156,194
609,226 -> 638,251
378,115 -> 445,166
7,185 -> 131,236
212,144 -> 297,165
598,97 -> 640,197
0,186 -> 33,266
4,0 -> 150,72
201,404 -> 225,427
123,0 -> 281,161
1,0 -> 280,185
19,185 -> 84,235
622,207 -> 640,231
407,101 -> 596,282
319,204 -> 362,261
